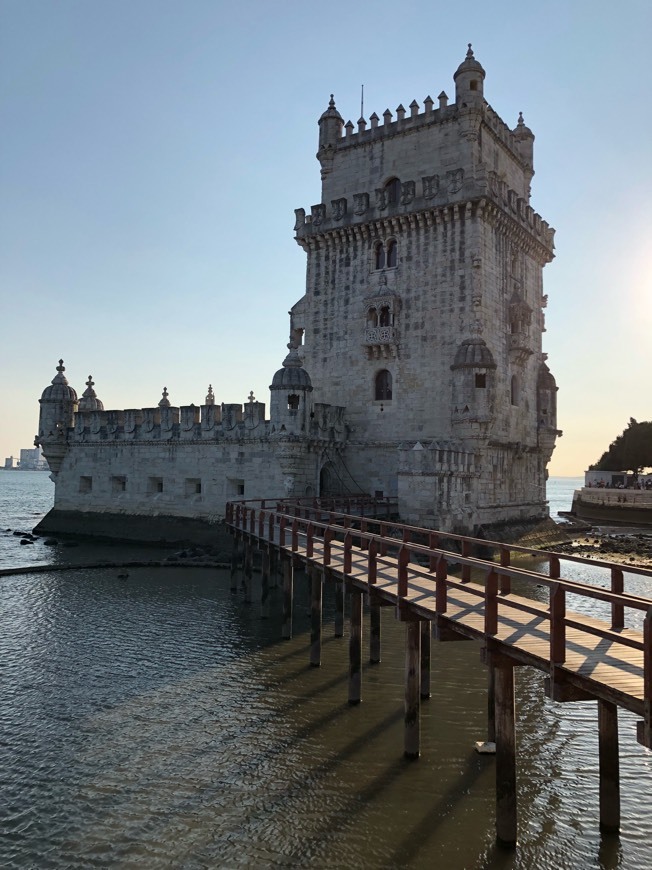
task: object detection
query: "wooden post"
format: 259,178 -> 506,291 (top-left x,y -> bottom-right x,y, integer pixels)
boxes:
598,698 -> 620,834
404,619 -> 421,759
611,567 -> 624,630
642,606 -> 652,748
550,583 -> 566,665
495,659 -> 517,848
370,593 -> 381,664
282,555 -> 293,640
500,547 -> 511,595
334,572 -> 345,638
309,566 -> 323,667
420,620 -> 431,700
485,569 -> 498,636
397,545 -> 409,598
488,658 -> 496,743
435,557 -> 448,613
260,546 -> 270,618
243,541 -> 253,603
349,587 -> 363,704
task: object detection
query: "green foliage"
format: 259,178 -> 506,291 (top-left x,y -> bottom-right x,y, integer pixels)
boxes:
590,419 -> 652,473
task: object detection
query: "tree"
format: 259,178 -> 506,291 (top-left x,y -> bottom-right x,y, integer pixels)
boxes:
590,419 -> 652,474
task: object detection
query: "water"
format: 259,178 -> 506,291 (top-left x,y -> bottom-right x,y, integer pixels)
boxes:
1,474 -> 652,868
546,475 -> 583,522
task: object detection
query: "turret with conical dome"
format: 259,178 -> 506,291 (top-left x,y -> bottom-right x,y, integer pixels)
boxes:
317,94 -> 343,179
35,360 -> 78,474
454,43 -> 485,109
269,338 -> 313,435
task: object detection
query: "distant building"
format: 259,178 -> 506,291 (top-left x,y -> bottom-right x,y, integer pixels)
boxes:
4,456 -> 18,469
35,47 -> 560,544
19,447 -> 47,470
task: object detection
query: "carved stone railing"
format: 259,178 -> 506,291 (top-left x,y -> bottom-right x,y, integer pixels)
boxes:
364,326 -> 397,345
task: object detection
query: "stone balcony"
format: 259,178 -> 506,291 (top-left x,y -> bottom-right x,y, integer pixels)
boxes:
364,326 -> 397,359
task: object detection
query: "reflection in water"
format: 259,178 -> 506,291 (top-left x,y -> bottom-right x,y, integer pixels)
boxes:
1,560 -> 652,869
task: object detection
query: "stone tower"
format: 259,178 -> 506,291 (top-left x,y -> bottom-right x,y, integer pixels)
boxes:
291,46 -> 560,533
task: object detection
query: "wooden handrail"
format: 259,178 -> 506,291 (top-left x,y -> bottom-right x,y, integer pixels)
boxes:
225,499 -> 652,652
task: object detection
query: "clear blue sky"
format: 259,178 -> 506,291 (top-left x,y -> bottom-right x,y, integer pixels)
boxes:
1,0 -> 650,475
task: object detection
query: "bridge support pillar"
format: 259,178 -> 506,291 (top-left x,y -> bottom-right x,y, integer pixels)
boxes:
348,586 -> 363,704
495,659 -> 517,848
260,546 -> 270,618
487,659 -> 496,743
310,567 -> 323,667
370,594 -> 381,663
269,547 -> 279,589
243,541 -> 253,603
404,619 -> 421,759
598,698 -> 620,834
420,620 -> 431,700
282,555 -> 293,640
230,534 -> 240,593
335,575 -> 345,638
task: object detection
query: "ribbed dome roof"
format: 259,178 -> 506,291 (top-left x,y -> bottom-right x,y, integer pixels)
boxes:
270,343 -> 313,391
514,111 -> 533,138
537,362 -> 557,390
453,44 -> 486,81
40,360 -> 78,403
451,338 -> 496,370
77,375 -> 104,412
319,94 -> 343,123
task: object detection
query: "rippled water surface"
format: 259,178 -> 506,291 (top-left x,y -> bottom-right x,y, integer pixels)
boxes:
2,474 -> 652,868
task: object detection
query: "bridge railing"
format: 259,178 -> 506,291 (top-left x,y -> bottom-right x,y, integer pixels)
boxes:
227,499 -> 652,725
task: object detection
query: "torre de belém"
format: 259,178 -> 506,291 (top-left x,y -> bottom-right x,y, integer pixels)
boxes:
35,47 -> 561,545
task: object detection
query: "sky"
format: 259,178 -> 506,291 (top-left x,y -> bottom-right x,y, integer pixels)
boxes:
1,0 -> 650,476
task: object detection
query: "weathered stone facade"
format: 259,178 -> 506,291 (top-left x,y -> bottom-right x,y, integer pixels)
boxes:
35,48 -> 560,542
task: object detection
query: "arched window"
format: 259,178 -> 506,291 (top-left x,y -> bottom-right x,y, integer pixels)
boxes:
385,178 -> 400,206
374,241 -> 385,270
510,375 -> 520,406
379,306 -> 391,327
287,394 -> 299,411
386,239 -> 397,268
375,369 -> 392,401
367,307 -> 378,327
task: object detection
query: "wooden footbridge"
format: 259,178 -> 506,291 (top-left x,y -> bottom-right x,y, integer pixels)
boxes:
226,497 -> 652,847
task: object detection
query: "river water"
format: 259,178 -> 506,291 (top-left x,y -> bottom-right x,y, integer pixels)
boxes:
1,473 -> 652,869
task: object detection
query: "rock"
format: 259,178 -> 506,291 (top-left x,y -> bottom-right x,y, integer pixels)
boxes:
44,539 -> 59,546
20,538 -> 34,545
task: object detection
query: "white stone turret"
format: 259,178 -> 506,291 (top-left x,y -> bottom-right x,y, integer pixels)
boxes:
35,359 -> 78,474
513,111 -> 535,181
454,43 -> 485,109
317,95 -> 343,178
269,339 -> 313,435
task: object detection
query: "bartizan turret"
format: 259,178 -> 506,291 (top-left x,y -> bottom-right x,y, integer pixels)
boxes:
317,95 -> 343,179
454,43 -> 485,109
35,360 -> 78,474
270,338 -> 313,435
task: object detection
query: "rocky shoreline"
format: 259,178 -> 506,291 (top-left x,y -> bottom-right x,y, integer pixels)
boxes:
552,528 -> 652,568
